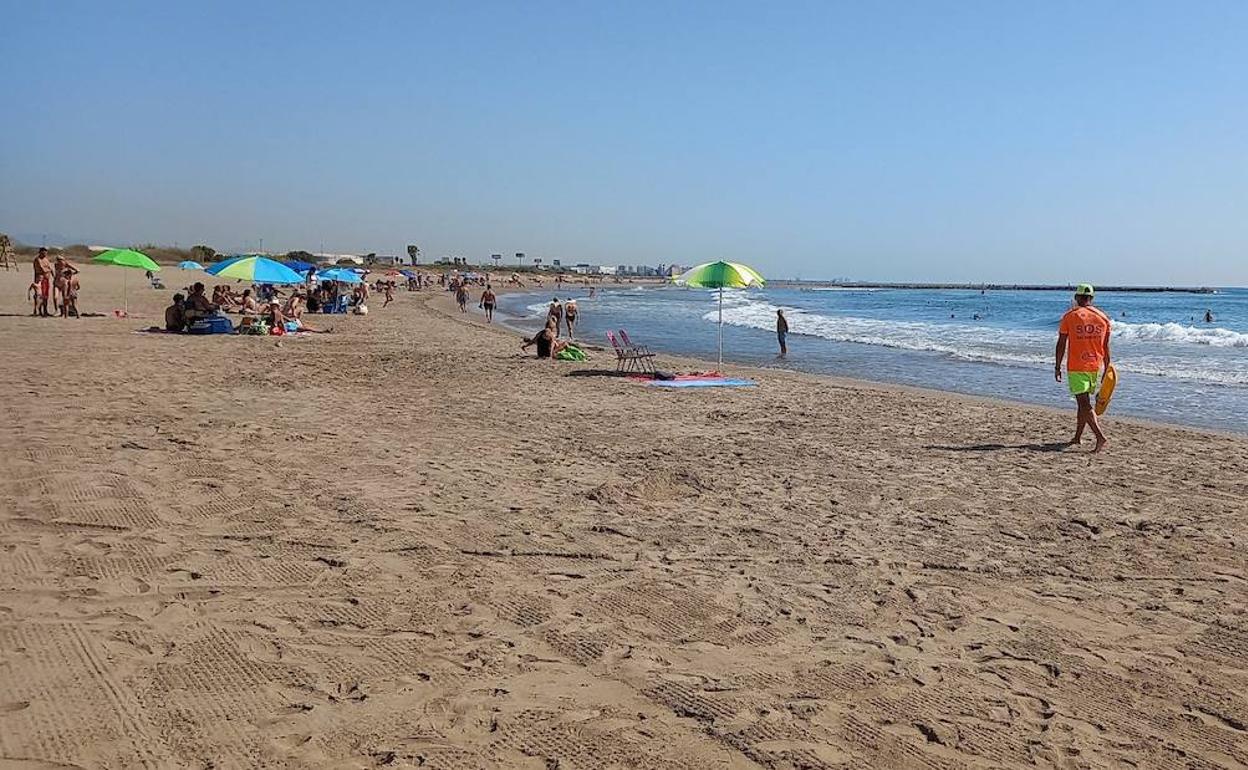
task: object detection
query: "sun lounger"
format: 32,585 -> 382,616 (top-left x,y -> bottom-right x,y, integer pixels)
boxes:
606,330 -> 655,373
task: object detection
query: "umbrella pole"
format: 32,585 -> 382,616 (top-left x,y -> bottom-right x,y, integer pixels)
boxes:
124,270 -> 129,317
718,286 -> 724,372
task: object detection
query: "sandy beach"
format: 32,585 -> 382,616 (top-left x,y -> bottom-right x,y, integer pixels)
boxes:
1,264 -> 1246,769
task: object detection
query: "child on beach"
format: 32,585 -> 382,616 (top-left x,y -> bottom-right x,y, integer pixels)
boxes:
59,267 -> 80,318
383,282 -> 395,308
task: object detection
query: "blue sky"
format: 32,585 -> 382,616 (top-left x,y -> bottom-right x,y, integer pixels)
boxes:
2,1 -> 1246,284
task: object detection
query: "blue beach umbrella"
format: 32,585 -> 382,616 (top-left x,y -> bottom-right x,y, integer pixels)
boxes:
318,267 -> 364,284
178,260 -> 204,270
206,256 -> 304,284
284,259 -> 315,273
400,269 -> 418,278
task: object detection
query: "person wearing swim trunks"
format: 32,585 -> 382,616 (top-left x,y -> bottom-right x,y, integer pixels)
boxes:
32,248 -> 53,317
1056,283 -> 1111,452
776,309 -> 789,358
480,285 -> 497,323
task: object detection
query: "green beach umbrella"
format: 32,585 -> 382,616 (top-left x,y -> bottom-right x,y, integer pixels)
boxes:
92,248 -> 161,316
674,260 -> 766,370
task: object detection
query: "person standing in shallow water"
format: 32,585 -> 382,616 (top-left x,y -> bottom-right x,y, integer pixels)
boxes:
776,309 -> 789,358
1055,283 -> 1110,452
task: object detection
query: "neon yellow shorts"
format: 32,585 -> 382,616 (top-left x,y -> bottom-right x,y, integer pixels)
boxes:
1067,371 -> 1099,396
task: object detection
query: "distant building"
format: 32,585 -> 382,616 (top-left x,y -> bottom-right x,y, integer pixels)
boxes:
314,253 -> 363,265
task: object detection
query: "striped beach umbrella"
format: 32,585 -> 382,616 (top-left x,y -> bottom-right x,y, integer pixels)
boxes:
206,256 -> 304,284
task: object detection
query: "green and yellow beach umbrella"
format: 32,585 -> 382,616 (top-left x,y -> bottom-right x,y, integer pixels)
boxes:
674,260 -> 766,370
93,248 -> 161,316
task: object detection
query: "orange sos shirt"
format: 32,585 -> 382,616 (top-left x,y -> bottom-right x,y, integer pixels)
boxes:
1059,306 -> 1111,372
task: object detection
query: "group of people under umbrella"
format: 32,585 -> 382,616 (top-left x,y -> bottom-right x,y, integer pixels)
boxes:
92,250 -> 771,363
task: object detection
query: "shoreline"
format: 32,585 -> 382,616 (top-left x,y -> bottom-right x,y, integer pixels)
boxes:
453,284 -> 1248,440
773,280 -> 1223,293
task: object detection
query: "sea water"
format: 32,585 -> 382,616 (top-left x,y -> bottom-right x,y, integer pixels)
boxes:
498,285 -> 1248,433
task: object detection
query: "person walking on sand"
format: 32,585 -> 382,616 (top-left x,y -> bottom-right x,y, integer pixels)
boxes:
1055,284 -> 1111,452
776,309 -> 789,358
456,282 -> 469,312
479,285 -> 497,323
32,247 -> 53,317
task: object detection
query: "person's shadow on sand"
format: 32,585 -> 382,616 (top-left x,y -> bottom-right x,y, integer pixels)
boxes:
924,442 -> 1070,453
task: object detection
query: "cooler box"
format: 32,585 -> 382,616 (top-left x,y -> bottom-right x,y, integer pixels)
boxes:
188,316 -> 235,335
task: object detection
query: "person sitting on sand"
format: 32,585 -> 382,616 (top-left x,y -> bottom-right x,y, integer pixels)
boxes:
479,285 -> 497,323
212,285 -> 235,311
165,293 -> 187,331
283,291 -> 305,319
521,317 -> 569,360
237,288 -> 261,314
1056,283 -> 1111,452
185,282 -> 219,323
264,300 -> 287,334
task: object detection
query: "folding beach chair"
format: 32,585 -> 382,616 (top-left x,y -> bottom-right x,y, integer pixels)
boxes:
617,329 -> 654,358
606,330 -> 655,373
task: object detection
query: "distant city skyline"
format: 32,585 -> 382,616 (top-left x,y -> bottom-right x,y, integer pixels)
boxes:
3,1 -> 1246,285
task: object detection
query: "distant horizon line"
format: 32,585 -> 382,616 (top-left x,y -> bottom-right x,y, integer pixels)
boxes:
4,232 -> 1243,290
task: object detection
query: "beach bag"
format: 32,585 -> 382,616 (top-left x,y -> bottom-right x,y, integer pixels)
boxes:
187,315 -> 234,335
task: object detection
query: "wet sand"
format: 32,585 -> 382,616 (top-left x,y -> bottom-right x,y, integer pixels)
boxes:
1,265 -> 1246,768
